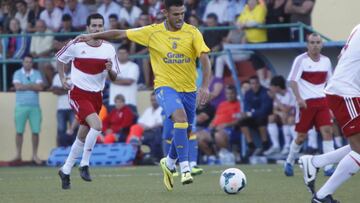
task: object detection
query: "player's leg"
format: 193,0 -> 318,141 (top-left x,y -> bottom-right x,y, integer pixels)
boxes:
265,114 -> 280,155
188,132 -> 203,175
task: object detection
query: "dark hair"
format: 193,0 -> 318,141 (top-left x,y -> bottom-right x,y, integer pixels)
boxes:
307,32 -> 320,42
164,0 -> 184,9
270,75 -> 286,89
115,94 -> 125,102
206,13 -> 218,22
226,84 -> 236,92
86,13 -> 104,26
23,54 -> 33,60
249,75 -> 259,81
62,14 -> 72,22
109,13 -> 118,20
16,0 -> 27,7
117,44 -> 130,52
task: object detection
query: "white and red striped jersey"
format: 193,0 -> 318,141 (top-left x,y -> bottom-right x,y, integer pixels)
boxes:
274,87 -> 296,108
56,40 -> 120,92
325,24 -> 360,97
287,52 -> 332,100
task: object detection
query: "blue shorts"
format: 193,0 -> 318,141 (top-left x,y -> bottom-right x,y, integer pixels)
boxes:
155,86 -> 196,130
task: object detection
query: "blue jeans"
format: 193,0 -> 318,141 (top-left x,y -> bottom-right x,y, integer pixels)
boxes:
57,109 -> 76,147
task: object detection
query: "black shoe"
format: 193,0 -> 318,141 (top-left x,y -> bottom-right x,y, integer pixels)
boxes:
79,165 -> 92,182
58,170 -> 70,190
312,194 -> 340,203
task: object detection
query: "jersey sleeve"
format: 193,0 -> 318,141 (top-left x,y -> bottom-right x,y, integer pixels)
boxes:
287,56 -> 304,81
110,47 -> 121,74
126,25 -> 154,47
56,40 -> 76,64
326,58 -> 333,81
193,28 -> 210,57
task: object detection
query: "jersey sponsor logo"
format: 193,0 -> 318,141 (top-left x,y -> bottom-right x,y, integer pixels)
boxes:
163,52 -> 190,64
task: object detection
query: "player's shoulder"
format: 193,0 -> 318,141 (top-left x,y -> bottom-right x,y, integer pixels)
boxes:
320,54 -> 331,61
101,40 -> 116,51
182,23 -> 200,33
294,52 -> 308,62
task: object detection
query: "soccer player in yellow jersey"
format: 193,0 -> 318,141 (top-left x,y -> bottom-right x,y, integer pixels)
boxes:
76,0 -> 211,191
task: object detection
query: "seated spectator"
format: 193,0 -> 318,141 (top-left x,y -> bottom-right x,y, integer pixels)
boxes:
40,0 -> 62,32
15,0 -> 30,32
109,45 -> 139,109
97,0 -> 122,30
239,76 -> 273,158
50,65 -> 76,147
203,13 -> 227,53
215,20 -> 251,78
63,0 -> 89,31
237,0 -> 271,87
285,0 -> 315,41
265,75 -> 296,156
102,94 -> 135,143
30,19 -> 54,88
184,0 -> 206,22
202,0 -> 229,24
197,85 -> 241,164
141,0 -> 163,21
26,0 -> 44,33
225,0 -> 246,23
266,0 -> 290,42
208,72 -> 226,108
127,92 -> 163,161
119,0 -> 142,27
0,0 -> 13,33
187,14 -> 202,27
53,14 -> 76,52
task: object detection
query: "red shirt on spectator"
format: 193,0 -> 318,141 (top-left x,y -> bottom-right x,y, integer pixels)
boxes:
102,105 -> 134,133
212,101 -> 241,126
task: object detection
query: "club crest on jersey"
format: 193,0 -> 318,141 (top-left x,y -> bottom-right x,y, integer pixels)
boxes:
172,41 -> 177,49
81,50 -> 86,54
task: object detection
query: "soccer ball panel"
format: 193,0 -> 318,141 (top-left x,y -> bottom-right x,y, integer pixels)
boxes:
219,168 -> 247,194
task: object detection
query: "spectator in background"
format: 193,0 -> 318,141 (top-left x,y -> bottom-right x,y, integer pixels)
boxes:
26,0 -> 44,33
12,55 -> 44,164
214,20 -> 250,78
202,0 -> 229,24
266,0 -> 290,42
40,0 -> 62,32
109,14 -> 120,29
127,92 -> 163,161
102,94 -> 135,143
239,76 -> 272,158
119,0 -> 142,27
63,0 -> 89,31
285,0 -> 315,41
154,11 -> 165,24
225,0 -> 246,23
184,0 -> 206,22
15,0 -> 30,32
30,19 -> 54,88
208,72 -> 226,108
142,0 -> 162,21
50,65 -> 76,147
0,0 -> 14,33
53,14 -> 76,52
187,14 -> 202,27
203,13 -> 227,53
97,0 -> 122,30
109,45 -> 139,109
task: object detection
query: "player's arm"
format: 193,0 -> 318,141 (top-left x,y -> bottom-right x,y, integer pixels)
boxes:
77,30 -> 127,42
57,60 -> 72,90
289,80 -> 307,108
198,53 -> 211,105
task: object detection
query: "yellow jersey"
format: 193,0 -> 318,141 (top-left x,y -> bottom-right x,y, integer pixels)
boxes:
126,22 -> 210,92
237,3 -> 267,43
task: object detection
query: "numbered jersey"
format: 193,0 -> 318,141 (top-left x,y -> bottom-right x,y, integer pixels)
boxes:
325,24 -> 360,97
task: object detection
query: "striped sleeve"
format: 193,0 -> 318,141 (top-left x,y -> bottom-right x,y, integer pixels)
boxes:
288,54 -> 305,81
56,40 -> 76,64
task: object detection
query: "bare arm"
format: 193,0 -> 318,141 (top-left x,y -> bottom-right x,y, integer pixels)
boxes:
289,80 -> 307,108
78,30 -> 128,41
57,60 -> 71,90
198,53 -> 211,105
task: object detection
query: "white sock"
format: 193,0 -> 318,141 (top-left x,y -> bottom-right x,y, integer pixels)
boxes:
290,125 -> 297,140
190,161 -> 197,169
267,123 -> 280,148
166,155 -> 177,170
80,128 -> 101,167
179,161 -> 190,173
312,145 -> 351,168
282,125 -> 291,148
61,138 -> 84,174
334,136 -> 343,148
317,150 -> 360,199
308,129 -> 318,149
286,140 -> 302,165
322,140 -> 335,171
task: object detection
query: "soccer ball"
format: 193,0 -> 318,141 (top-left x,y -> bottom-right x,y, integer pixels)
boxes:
219,168 -> 247,194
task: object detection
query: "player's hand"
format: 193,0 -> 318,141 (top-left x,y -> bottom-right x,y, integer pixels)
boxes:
297,98 -> 307,108
197,87 -> 210,106
74,34 -> 93,43
105,59 -> 112,71
61,77 -> 72,90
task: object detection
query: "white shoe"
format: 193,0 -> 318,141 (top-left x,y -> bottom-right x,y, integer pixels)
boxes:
299,155 -> 318,194
263,147 -> 280,156
281,147 -> 289,155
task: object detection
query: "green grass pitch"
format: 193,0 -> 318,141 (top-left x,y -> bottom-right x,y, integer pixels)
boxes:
0,165 -> 358,203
